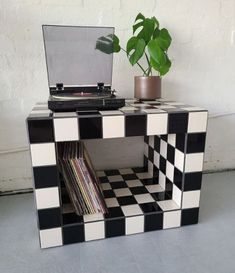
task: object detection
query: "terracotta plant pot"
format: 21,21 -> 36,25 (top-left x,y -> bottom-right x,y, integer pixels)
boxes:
134,76 -> 161,100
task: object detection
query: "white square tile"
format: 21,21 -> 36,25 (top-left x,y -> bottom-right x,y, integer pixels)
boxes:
135,193 -> 154,204
126,180 -> 143,187
148,161 -> 153,175
121,204 -> 143,216
96,171 -> 106,177
182,190 -> 201,209
181,106 -> 206,111
85,221 -> 105,241
126,215 -> 144,235
119,168 -> 134,175
99,110 -> 123,115
53,112 -> 77,117
188,112 -> 208,133
185,153 -> 204,172
108,175 -> 123,182
174,149 -> 185,172
149,136 -> 154,148
147,113 -> 168,135
136,172 -> 153,179
158,200 -> 180,211
146,184 -> 163,193
35,187 -> 60,209
102,116 -> 125,138
172,185 -> 182,206
166,161 -> 174,182
154,151 -> 160,168
163,210 -> 181,229
143,109 -> 165,113
157,105 -> 177,109
114,188 -> 132,197
30,143 -> 56,167
105,198 -> 119,208
53,118 -> 79,142
144,143 -> 148,157
101,183 -> 111,190
159,171 -> 166,189
160,139 -> 167,158
83,213 -> 104,223
39,228 -> 62,248
168,134 -> 176,147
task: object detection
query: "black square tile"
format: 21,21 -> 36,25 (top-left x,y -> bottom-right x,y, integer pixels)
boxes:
165,178 -> 173,195
186,133 -> 206,153
105,207 -> 124,219
132,167 -> 146,173
167,144 -> 175,165
184,172 -> 202,191
148,146 -> 154,163
99,176 -> 109,183
79,117 -> 102,139
63,212 -> 83,225
154,136 -> 160,152
143,155 -> 148,170
168,112 -> 188,133
140,202 -> 162,213
181,208 -> 199,226
110,182 -> 127,189
174,168 -> 183,190
77,111 -> 100,116
105,218 -> 125,238
63,224 -> 85,244
159,156 -> 166,174
61,193 -> 71,204
28,119 -> 54,143
130,186 -> 148,195
103,190 -> 115,198
176,133 -> 186,152
105,170 -> 120,176
125,115 -> 147,136
141,177 -> 158,185
153,166 -> 159,177
33,166 -> 59,189
144,213 -> 163,231
151,192 -> 171,201
117,196 -> 137,206
144,135 -> 149,144
161,135 -> 168,142
122,173 -> 138,180
38,207 -> 61,230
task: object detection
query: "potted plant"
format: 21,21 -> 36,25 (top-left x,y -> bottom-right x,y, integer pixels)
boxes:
96,13 -> 172,100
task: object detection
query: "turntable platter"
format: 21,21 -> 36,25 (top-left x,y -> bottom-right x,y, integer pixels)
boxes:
52,92 -> 112,100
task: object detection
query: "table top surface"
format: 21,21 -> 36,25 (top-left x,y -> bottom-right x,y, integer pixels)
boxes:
27,98 -> 207,120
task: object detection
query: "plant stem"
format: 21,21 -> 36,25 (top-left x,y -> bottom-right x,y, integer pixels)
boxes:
145,53 -> 152,76
121,47 -> 147,76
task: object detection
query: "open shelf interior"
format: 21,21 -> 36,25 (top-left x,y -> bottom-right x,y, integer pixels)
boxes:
60,166 -> 180,227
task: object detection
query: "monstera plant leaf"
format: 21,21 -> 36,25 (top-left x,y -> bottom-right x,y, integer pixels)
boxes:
132,13 -> 155,44
95,34 -> 121,54
126,36 -> 146,65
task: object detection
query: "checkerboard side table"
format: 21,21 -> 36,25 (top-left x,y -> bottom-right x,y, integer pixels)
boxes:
26,99 -> 208,248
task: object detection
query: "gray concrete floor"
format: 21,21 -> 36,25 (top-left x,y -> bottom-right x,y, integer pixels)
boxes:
1,171 -> 235,273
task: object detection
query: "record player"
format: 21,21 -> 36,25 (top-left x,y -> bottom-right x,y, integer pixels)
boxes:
42,25 -> 125,111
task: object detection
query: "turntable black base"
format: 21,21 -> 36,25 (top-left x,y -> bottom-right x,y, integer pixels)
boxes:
48,96 -> 125,112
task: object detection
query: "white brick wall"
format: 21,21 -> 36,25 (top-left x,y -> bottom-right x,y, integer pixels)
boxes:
0,0 -> 235,191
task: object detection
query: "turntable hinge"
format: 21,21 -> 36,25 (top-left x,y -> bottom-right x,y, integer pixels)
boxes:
56,83 -> 64,91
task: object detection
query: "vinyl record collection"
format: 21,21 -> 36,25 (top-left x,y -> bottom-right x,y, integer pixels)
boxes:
58,142 -> 107,215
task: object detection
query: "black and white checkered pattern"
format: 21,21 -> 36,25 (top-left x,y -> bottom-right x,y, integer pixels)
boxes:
27,99 -> 208,248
